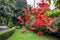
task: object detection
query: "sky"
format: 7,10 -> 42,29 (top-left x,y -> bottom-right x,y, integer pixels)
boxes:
26,0 -> 40,7
26,0 -> 55,10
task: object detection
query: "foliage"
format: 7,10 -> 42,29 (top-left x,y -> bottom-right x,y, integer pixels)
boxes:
44,10 -> 54,16
50,10 -> 60,17
55,0 -> 60,9
7,17 -> 14,28
51,16 -> 60,37
0,0 -> 27,26
41,9 -> 60,37
44,9 -> 60,17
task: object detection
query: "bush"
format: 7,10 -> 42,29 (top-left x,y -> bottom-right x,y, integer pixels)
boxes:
43,10 -> 60,37
52,16 -> 60,37
42,16 -> 60,37
50,10 -> 60,17
0,27 -> 16,40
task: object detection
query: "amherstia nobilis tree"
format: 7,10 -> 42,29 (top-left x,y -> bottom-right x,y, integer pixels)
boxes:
17,0 -> 57,36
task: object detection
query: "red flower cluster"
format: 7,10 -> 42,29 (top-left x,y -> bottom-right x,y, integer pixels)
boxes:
37,0 -> 49,12
17,0 -> 56,36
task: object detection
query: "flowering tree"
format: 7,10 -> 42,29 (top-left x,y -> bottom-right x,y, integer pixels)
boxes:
17,0 -> 57,36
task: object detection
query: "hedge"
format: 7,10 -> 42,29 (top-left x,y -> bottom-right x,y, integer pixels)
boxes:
0,27 -> 16,40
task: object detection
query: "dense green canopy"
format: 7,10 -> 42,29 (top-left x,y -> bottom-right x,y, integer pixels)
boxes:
0,0 -> 27,26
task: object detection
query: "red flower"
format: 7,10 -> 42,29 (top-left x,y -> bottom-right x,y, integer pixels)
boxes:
33,23 -> 40,27
17,16 -> 22,20
31,8 -> 42,15
35,19 -> 41,23
24,8 -> 29,16
25,16 -> 29,21
30,27 -> 35,31
41,0 -> 44,2
37,2 -> 49,12
24,16 -> 32,22
28,27 -> 35,31
31,8 -> 36,13
40,20 -> 45,25
25,8 -> 29,14
37,31 -> 43,36
35,16 -> 40,19
35,14 -> 41,19
35,10 -> 39,14
46,23 -> 50,29
38,11 -> 42,15
27,20 -> 32,22
48,18 -> 55,24
28,26 -> 31,30
35,19 -> 45,25
41,15 -> 47,20
35,10 -> 42,15
37,14 -> 41,18
21,30 -> 27,33
21,20 -> 24,25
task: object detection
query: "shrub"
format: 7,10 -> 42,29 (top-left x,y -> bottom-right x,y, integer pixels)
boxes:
17,0 -> 57,36
0,27 -> 16,40
51,16 -> 60,37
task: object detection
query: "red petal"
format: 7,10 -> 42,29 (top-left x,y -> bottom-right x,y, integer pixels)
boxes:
28,26 -> 31,30
46,23 -> 50,29
17,16 -> 22,20
35,19 -> 45,25
29,28 -> 35,31
25,8 -> 29,14
25,16 -> 29,21
21,20 -> 24,25
40,20 -> 45,25
33,23 -> 40,27
31,8 -> 36,13
41,0 -> 44,2
48,18 -> 55,24
41,15 -> 47,20
37,31 -> 43,36
27,20 -> 32,22
21,30 -> 27,33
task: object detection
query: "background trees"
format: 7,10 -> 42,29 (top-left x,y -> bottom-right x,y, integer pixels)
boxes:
0,0 -> 27,27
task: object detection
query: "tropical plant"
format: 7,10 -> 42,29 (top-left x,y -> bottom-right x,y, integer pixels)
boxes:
17,0 -> 57,36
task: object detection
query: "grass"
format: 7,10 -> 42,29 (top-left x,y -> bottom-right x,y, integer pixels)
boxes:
7,28 -> 57,40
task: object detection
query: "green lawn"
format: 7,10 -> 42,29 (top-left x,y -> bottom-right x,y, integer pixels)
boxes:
7,28 -> 57,40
